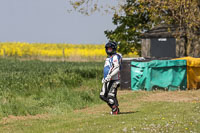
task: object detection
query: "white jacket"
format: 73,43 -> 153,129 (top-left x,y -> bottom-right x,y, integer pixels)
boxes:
103,53 -> 122,81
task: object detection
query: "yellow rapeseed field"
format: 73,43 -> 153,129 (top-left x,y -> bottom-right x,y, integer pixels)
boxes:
0,42 -> 138,59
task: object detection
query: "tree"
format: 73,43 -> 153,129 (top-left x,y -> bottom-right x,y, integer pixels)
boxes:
69,0 -> 152,55
69,0 -> 125,15
70,0 -> 200,56
139,0 -> 200,56
104,0 -> 151,55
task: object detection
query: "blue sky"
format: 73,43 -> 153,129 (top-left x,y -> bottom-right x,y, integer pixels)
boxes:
0,0 -> 115,44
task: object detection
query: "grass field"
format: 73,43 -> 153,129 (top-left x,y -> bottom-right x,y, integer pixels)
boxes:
0,58 -> 103,117
0,90 -> 200,133
0,59 -> 200,133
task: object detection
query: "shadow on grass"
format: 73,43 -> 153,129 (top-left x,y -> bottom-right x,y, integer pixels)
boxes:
119,111 -> 139,115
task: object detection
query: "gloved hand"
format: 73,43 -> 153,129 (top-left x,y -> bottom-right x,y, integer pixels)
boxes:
101,78 -> 105,84
102,75 -> 111,84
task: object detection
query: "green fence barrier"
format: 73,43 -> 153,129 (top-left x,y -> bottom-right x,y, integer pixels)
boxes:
131,60 -> 187,91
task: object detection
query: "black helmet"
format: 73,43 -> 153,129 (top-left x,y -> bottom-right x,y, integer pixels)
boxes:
105,41 -> 117,56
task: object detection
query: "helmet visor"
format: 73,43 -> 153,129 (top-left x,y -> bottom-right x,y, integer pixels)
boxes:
107,47 -> 113,53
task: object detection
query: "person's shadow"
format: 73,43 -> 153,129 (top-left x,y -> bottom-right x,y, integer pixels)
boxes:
118,111 -> 139,115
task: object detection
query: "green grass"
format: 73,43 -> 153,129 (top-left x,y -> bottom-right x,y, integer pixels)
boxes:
0,58 -> 103,117
0,91 -> 200,133
0,59 -> 199,132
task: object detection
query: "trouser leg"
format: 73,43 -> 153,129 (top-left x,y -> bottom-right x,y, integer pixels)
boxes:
100,82 -> 109,103
107,80 -> 120,108
100,80 -> 120,109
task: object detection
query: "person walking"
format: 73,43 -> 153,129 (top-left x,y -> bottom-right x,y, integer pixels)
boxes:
100,41 -> 122,115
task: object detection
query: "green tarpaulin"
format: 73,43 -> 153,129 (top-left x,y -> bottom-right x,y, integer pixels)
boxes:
131,60 -> 187,91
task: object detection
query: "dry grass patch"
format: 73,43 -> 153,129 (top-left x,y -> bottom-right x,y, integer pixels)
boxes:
142,90 -> 200,102
0,114 -> 49,125
74,90 -> 142,115
75,90 -> 200,115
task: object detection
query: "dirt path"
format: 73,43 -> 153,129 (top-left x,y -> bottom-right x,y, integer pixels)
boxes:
0,114 -> 49,125
75,90 -> 200,114
1,90 -> 200,124
141,90 -> 200,102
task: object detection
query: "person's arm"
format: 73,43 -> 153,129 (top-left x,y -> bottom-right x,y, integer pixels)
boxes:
109,55 -> 120,77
